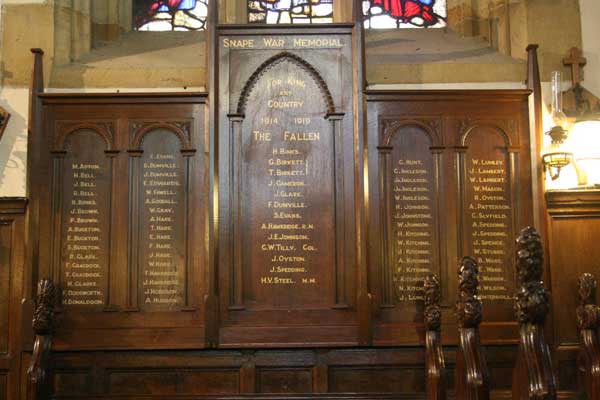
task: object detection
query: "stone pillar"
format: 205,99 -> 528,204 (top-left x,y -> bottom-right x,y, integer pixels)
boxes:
119,0 -> 133,34
54,0 -> 73,65
92,0 -> 120,42
71,0 -> 91,62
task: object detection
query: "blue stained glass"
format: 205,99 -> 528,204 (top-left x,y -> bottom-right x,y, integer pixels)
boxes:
248,0 -> 334,24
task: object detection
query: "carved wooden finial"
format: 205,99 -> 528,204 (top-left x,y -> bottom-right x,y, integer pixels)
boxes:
32,280 -> 56,336
457,256 -> 482,329
564,47 -> 587,87
514,227 -> 549,325
424,274 -> 442,332
577,273 -> 600,331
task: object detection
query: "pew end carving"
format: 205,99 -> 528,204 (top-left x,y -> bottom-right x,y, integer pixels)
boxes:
455,256 -> 490,399
424,274 -> 447,400
512,227 -> 557,400
26,279 -> 57,400
577,273 -> 600,400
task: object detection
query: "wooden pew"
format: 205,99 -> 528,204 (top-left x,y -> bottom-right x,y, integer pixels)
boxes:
424,274 -> 447,400
27,280 -> 57,400
455,256 -> 490,399
577,273 -> 600,400
512,227 -> 557,400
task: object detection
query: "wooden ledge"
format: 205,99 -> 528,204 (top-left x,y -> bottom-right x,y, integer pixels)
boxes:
0,197 -> 28,214
546,190 -> 600,210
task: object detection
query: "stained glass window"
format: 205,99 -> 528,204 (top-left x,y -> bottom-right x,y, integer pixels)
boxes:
248,0 -> 334,24
363,0 -> 447,28
133,0 -> 209,31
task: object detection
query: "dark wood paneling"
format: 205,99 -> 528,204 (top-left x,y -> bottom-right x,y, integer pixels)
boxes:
366,91 -> 533,346
107,369 -> 240,395
44,348 -> 521,397
0,222 -> 11,355
22,82 -> 548,398
256,368 -> 312,393
546,190 -> 600,393
35,95 -> 208,350
328,366 -> 426,393
0,198 -> 27,400
216,25 -> 360,347
547,190 -> 600,348
0,373 -> 6,399
53,370 -> 91,396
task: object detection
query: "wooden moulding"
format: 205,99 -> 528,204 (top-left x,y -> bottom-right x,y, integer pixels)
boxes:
424,274 -> 447,400
455,256 -> 490,400
512,227 -> 557,400
576,273 -> 600,400
27,279 -> 57,400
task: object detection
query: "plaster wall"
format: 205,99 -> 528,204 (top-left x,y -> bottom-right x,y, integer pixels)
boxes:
0,88 -> 28,197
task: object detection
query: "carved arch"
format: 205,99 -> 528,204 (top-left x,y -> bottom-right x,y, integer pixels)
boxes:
383,118 -> 442,147
56,123 -> 113,151
236,51 -> 336,115
130,122 -> 192,151
460,121 -> 513,147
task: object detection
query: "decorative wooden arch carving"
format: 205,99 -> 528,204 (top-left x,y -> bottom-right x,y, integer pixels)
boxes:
236,51 -> 336,115
382,118 -> 442,147
55,123 -> 114,151
460,120 -> 515,147
131,122 -> 193,151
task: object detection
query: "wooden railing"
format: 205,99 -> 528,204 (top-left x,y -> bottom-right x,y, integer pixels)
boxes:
424,274 -> 447,400
26,279 -> 57,400
455,256 -> 490,399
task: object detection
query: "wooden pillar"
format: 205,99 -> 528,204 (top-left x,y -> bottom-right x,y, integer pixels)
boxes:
26,48 -> 45,300
204,0 -> 220,348
576,273 -> 600,400
455,256 -> 490,400
512,227 -> 557,400
352,0 -> 371,346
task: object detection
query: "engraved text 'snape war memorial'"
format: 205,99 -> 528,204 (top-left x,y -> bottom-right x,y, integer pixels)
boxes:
15,9 -> 546,399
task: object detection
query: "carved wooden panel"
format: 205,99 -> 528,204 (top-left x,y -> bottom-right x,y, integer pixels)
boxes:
234,55 -> 339,310
367,91 -> 533,345
217,25 -> 358,346
51,124 -> 115,310
128,123 -> 195,312
457,120 -> 519,319
377,118 -> 444,306
37,94 -> 207,350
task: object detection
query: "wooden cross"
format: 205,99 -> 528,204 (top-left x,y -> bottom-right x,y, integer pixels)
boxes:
563,47 -> 587,86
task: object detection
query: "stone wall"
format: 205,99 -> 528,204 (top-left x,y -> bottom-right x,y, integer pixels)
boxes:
0,0 -> 595,196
